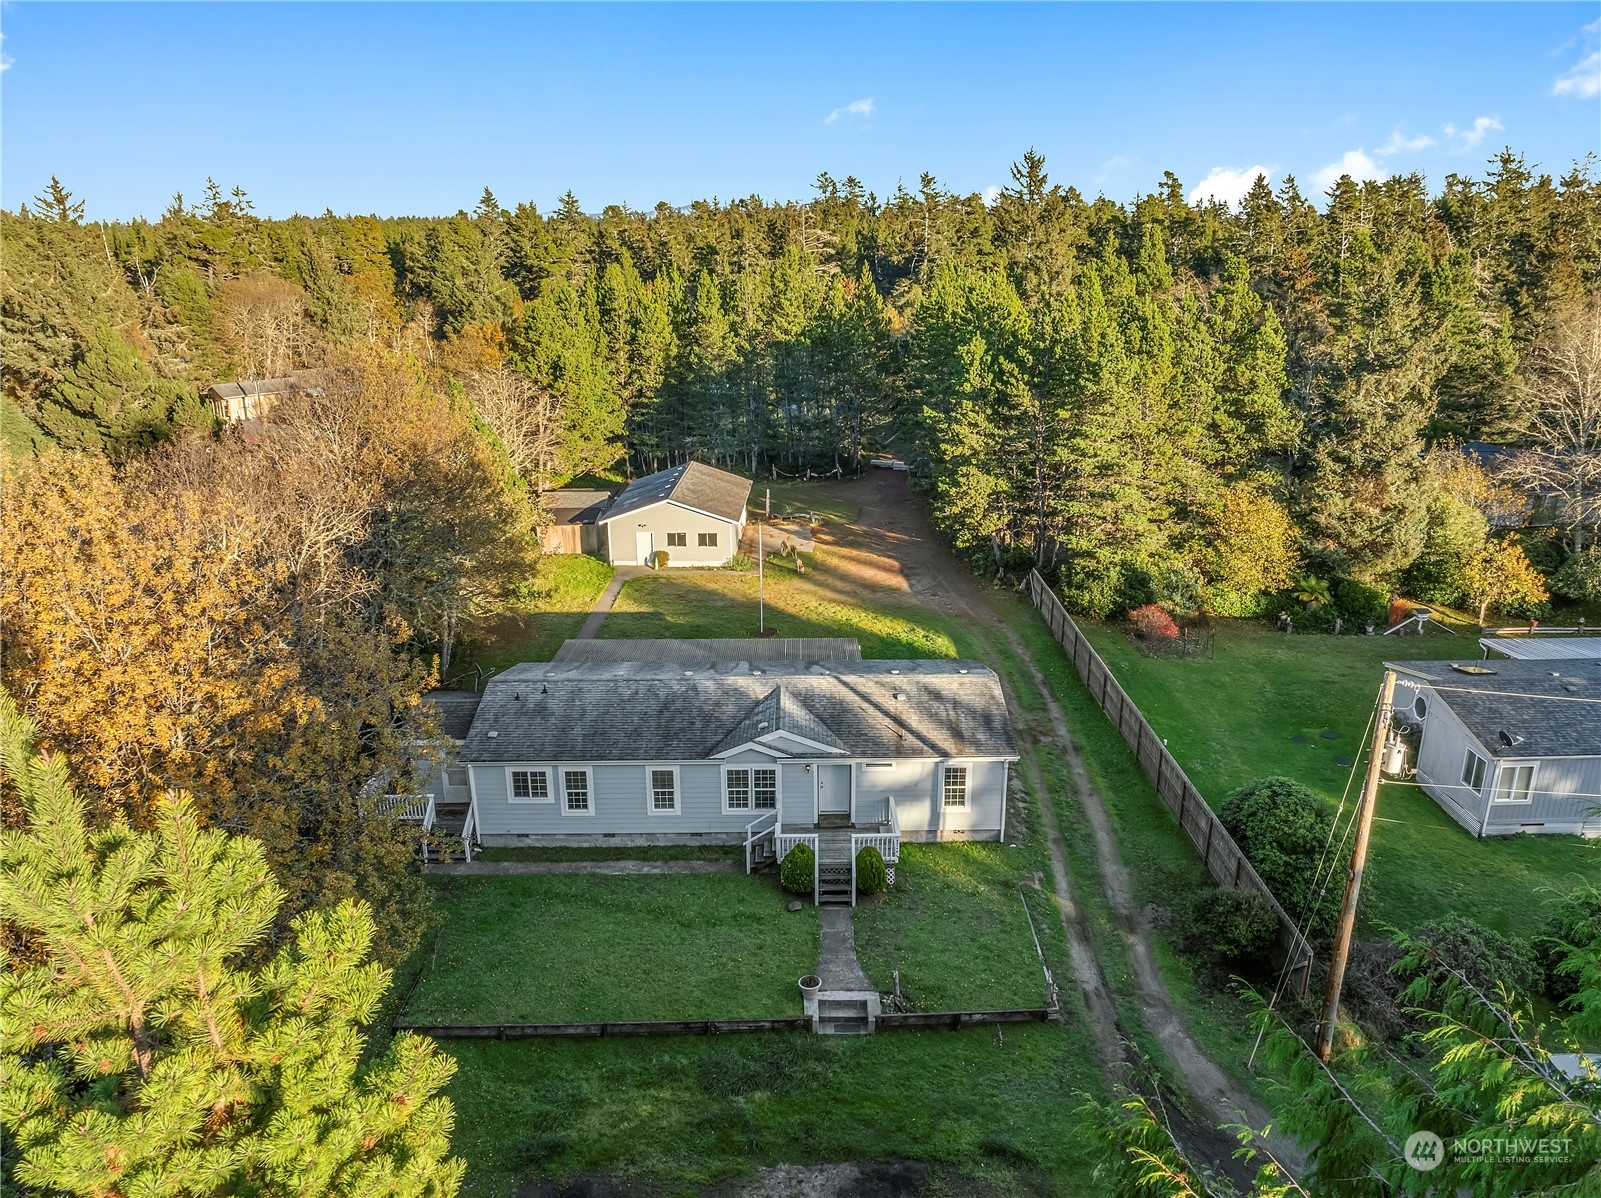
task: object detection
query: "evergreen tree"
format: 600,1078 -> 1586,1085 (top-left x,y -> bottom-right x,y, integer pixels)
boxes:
36,322 -> 209,453
32,176 -> 86,225
0,693 -> 465,1198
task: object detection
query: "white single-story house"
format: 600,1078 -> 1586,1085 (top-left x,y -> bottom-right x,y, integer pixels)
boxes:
597,461 -> 752,566
420,639 -> 1018,901
1391,658 -> 1601,838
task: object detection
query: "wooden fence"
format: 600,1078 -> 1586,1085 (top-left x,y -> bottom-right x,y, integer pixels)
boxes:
1025,570 -> 1314,995
876,1008 -> 1053,1031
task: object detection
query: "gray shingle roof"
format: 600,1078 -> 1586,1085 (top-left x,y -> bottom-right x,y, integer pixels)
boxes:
552,637 -> 862,664
424,690 -> 483,740
709,685 -> 850,756
1389,659 -> 1601,759
460,659 -> 1016,763
540,489 -> 613,524
598,461 -> 752,524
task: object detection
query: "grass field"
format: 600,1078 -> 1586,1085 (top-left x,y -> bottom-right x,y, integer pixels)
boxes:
601,556 -> 967,658
1076,619 -> 1598,939
442,1025 -> 1100,1196
403,873 -> 818,1025
458,554 -> 614,676
854,842 -> 1055,1012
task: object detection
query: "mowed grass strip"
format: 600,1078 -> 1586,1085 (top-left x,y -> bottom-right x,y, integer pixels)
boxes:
600,562 -> 963,659
443,1025 -> 1100,1196
404,873 -> 818,1025
463,554 -> 615,672
1076,619 -> 1597,938
854,843 -> 1051,1012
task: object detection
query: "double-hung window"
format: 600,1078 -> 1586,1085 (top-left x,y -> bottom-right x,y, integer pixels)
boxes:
509,767 -> 552,803
1492,763 -> 1535,804
942,765 -> 968,808
726,768 -> 751,811
1460,748 -> 1487,792
650,767 -> 678,813
698,531 -> 718,547
752,768 -> 777,810
563,769 -> 591,813
666,532 -> 687,547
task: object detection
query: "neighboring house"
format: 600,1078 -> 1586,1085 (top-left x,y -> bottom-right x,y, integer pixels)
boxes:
539,489 -> 613,556
420,639 -> 1018,900
1480,635 -> 1601,661
205,368 -> 345,423
1391,658 -> 1601,838
597,461 -> 752,566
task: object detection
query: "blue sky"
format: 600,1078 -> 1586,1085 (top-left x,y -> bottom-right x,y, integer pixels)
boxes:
3,3 -> 1598,220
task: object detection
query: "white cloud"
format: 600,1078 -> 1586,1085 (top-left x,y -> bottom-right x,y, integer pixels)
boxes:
1186,165 -> 1272,207
0,34 -> 11,73
1554,50 -> 1601,98
1444,115 -> 1503,149
1092,154 -> 1137,185
1375,127 -> 1434,156
1313,149 -> 1379,191
983,185 -> 1002,206
1553,18 -> 1600,97
824,98 -> 874,125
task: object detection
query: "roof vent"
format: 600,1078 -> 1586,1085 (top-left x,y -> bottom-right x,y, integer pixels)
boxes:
1452,664 -> 1497,675
757,720 -> 769,730
684,671 -> 694,677
751,669 -> 764,676
890,668 -> 901,675
486,730 -> 498,739
893,691 -> 906,701
957,668 -> 969,674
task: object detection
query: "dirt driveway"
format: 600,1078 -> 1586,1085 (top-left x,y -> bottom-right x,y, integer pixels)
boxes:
807,471 -> 1304,1183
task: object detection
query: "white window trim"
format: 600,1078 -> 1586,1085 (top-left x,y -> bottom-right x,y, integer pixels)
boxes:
698,530 -> 719,547
1491,761 -> 1537,805
1460,747 -> 1488,794
722,763 -> 754,814
506,765 -> 555,804
941,762 -> 970,809
559,765 -> 595,816
646,765 -> 681,816
751,764 -> 778,812
666,532 -> 688,547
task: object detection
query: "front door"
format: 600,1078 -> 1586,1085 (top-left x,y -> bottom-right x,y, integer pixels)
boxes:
636,530 -> 654,565
817,763 -> 852,817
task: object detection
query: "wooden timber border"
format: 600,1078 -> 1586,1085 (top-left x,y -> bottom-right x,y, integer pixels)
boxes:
398,1008 -> 1053,1040
1025,569 -> 1314,996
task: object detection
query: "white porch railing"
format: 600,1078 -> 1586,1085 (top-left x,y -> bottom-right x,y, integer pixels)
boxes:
744,811 -> 778,874
459,802 -> 478,863
383,793 -> 436,829
851,796 -> 901,906
776,832 -> 820,904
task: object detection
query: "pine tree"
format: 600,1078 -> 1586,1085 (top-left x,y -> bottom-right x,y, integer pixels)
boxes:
32,176 -> 86,225
0,692 -> 465,1198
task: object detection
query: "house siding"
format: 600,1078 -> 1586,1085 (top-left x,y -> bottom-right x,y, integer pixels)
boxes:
603,501 -> 744,566
471,752 -> 1010,845
1413,684 -> 1601,837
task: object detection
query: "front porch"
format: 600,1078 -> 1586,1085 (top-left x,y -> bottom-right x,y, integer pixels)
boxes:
743,797 -> 901,904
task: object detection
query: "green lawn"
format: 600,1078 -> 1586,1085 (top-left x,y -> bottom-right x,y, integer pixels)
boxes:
459,554 -> 614,676
442,1026 -> 1100,1196
403,873 -> 818,1024
600,562 -> 965,659
854,843 -> 1054,1012
1076,619 -> 1598,939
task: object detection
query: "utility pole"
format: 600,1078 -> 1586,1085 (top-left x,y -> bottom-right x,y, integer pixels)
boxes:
765,486 -> 771,518
757,520 -> 765,635
1316,668 -> 1397,1063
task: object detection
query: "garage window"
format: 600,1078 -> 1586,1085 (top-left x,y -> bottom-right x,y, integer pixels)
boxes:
666,532 -> 687,547
698,531 -> 718,547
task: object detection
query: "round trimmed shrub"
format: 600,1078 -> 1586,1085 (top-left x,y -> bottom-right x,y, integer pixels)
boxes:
1178,887 -> 1278,963
1219,777 -> 1334,931
649,549 -> 670,569
855,845 -> 887,896
780,843 -> 815,894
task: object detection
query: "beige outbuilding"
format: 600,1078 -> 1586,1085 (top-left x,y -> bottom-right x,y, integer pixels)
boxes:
597,461 -> 752,566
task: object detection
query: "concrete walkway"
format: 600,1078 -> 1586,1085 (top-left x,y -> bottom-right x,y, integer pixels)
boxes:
816,905 -> 874,990
574,566 -> 646,640
428,858 -> 739,876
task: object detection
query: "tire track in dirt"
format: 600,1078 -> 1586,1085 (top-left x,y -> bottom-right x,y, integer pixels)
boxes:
818,473 -> 1306,1181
